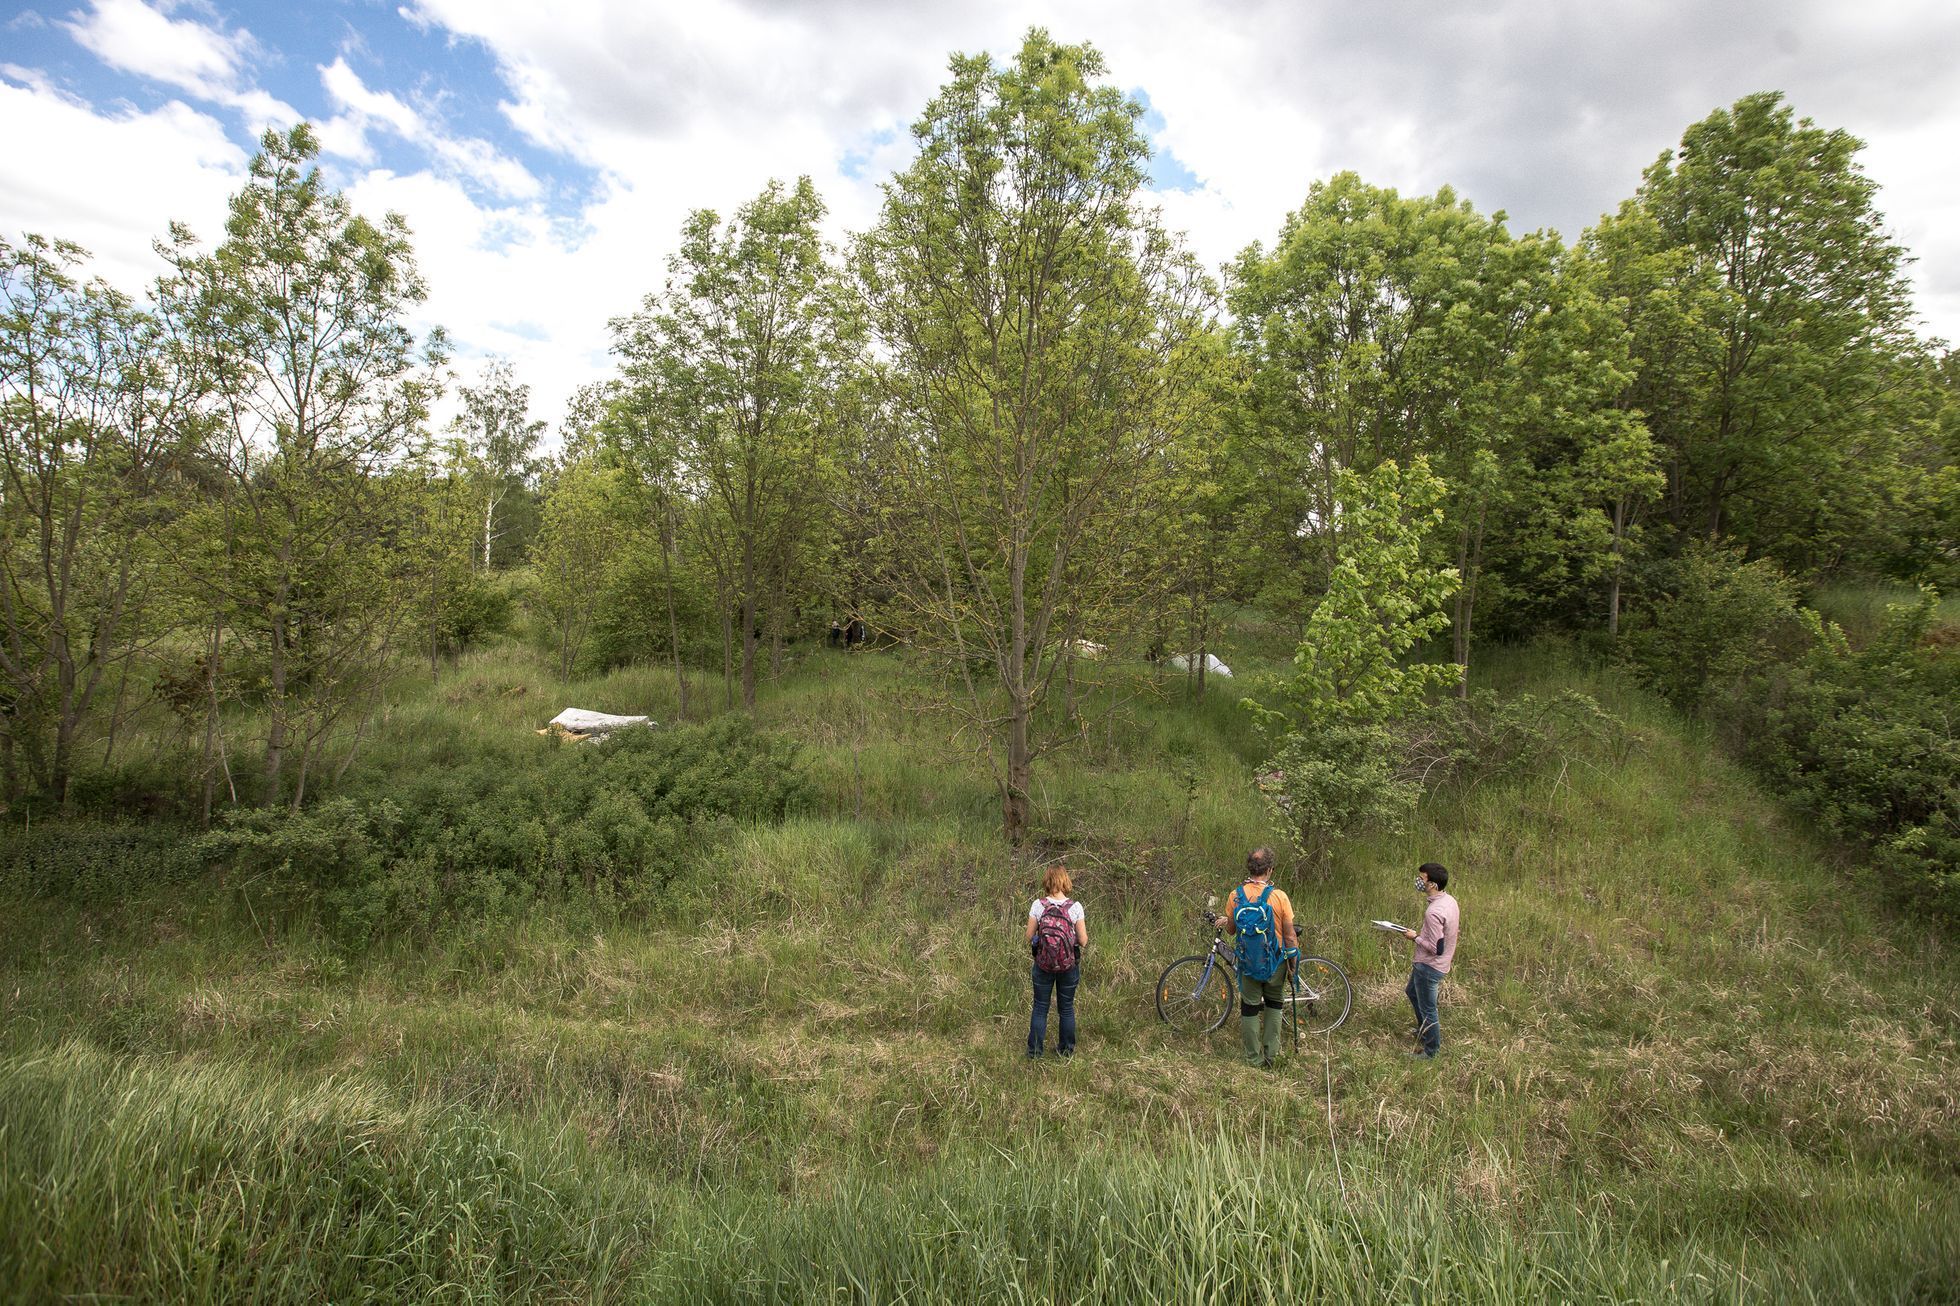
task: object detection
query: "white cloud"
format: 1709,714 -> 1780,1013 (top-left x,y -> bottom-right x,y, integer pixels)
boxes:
62,0 -> 299,133
318,57 -> 540,201
10,0 -> 1960,435
64,0 -> 251,97
0,73 -> 244,285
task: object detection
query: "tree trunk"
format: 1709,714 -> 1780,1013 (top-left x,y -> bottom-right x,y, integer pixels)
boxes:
264,570 -> 290,804
483,490 -> 496,571
739,535 -> 759,711
50,659 -> 76,808
1003,536 -> 1030,845
661,510 -> 689,719
720,601 -> 735,710
1452,532 -> 1473,699
1607,498 -> 1626,638
199,621 -> 222,828
1004,689 -> 1031,845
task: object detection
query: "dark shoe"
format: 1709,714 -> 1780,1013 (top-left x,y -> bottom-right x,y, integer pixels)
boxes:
1058,1049 -> 1074,1058
1026,1049 -> 1043,1059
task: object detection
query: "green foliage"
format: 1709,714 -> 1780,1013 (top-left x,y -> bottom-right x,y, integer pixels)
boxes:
584,531 -> 718,672
1728,590 -> 1960,913
0,234 -> 182,805
1255,456 -> 1461,733
158,123 -> 445,805
1622,542 -> 1807,708
530,460 -> 634,677
1248,457 -> 1460,867
1256,721 -> 1420,862
610,176 -> 845,709
1,821 -> 201,900
851,29 -> 1219,843
450,358 -> 546,570
1623,92 -> 1928,571
195,716 -> 809,946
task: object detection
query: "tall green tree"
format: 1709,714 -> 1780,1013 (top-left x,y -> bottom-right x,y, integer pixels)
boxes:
1230,174 -> 1634,686
1629,92 -> 1924,570
532,456 -> 631,678
593,378 -> 698,715
451,358 -> 544,570
611,177 -> 843,710
160,124 -> 443,805
0,235 -> 193,804
855,29 -> 1216,842
1246,457 -> 1460,868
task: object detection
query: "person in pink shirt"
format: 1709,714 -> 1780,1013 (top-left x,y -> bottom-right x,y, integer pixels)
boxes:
1398,862 -> 1459,1059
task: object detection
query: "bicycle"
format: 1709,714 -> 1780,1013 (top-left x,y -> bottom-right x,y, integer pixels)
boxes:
1155,911 -> 1352,1037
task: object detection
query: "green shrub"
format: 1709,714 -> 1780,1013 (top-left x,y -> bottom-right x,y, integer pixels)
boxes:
1623,543 -> 1808,709
196,716 -> 809,945
0,821 -> 202,901
1258,689 -> 1628,872
584,542 -> 719,672
1727,590 -> 1960,913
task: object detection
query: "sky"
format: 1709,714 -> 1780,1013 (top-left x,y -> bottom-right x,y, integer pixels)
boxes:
4,0 -> 1958,436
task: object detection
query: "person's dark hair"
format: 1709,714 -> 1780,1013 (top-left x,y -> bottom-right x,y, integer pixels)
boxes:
1419,861 -> 1448,890
1246,847 -> 1275,878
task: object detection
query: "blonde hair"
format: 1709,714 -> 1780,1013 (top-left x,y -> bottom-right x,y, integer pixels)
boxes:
1041,864 -> 1073,897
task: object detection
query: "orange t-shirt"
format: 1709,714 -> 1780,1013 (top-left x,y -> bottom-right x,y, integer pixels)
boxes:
1227,881 -> 1295,946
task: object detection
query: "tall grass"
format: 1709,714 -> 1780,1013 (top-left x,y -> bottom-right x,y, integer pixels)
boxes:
3,633 -> 1958,1300
5,1044 -> 1951,1302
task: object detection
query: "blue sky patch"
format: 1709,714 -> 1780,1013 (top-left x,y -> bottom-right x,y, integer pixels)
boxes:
1129,89 -> 1200,193
1,1 -> 601,216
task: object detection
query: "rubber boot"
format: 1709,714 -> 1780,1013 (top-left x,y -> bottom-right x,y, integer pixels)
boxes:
1261,1007 -> 1284,1065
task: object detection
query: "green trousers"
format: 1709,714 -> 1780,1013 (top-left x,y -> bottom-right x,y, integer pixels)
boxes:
1238,971 -> 1287,1066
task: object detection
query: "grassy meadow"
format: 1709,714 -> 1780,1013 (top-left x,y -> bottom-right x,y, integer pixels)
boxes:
2,620 -> 1957,1301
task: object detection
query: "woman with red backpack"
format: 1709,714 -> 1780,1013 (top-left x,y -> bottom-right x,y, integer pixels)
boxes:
1024,863 -> 1087,1058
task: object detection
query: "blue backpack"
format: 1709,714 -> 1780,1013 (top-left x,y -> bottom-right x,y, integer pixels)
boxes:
1233,883 -> 1282,982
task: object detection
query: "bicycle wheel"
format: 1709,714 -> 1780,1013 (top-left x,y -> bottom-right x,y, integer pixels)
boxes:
1285,956 -> 1353,1035
1155,955 -> 1234,1034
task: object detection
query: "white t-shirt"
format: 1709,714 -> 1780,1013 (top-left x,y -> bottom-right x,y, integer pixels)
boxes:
1028,896 -> 1085,925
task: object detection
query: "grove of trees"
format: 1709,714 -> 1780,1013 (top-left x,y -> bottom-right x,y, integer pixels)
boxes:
3,33 -> 1953,878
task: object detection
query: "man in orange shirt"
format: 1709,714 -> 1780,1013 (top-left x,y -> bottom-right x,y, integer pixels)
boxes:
1223,847 -> 1298,1067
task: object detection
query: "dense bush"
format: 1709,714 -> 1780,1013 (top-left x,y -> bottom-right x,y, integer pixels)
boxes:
1259,690 -> 1628,871
196,716 -> 808,945
1622,542 -> 1808,709
1725,591 -> 1959,913
1,822 -> 202,901
584,544 -> 720,672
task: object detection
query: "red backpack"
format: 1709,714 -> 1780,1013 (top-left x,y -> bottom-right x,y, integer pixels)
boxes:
1033,899 -> 1080,974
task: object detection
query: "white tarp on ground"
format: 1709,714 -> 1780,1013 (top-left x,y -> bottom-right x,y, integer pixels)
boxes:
1168,653 -> 1232,678
547,708 -> 653,735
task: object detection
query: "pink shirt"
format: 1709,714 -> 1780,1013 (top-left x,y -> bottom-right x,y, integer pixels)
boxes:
1413,892 -> 1460,973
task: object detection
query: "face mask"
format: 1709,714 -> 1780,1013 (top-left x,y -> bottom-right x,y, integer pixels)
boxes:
1414,876 -> 1428,892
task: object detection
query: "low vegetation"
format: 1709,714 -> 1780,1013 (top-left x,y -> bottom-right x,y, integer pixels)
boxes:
3,633 -> 1955,1300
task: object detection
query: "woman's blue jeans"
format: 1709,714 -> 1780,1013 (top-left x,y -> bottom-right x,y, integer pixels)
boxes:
1028,964 -> 1080,1055
1406,963 -> 1444,1057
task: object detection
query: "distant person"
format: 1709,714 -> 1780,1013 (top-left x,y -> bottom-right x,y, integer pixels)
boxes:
1024,862 -> 1086,1058
844,615 -> 867,649
1399,862 -> 1460,1059
1219,847 -> 1298,1068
